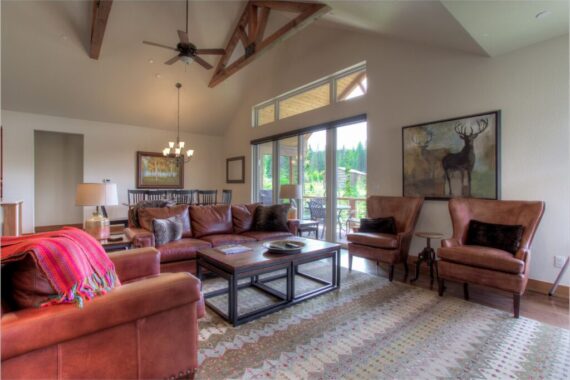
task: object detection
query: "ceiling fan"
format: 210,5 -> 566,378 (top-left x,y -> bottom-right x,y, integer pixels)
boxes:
142,0 -> 224,69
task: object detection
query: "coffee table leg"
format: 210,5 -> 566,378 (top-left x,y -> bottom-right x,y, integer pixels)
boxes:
228,274 -> 238,325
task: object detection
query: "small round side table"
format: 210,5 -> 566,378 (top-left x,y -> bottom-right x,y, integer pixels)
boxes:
410,232 -> 444,288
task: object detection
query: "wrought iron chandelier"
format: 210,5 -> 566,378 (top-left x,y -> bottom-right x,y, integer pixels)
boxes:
162,82 -> 194,163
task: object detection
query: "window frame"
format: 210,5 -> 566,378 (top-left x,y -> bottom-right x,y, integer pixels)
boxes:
252,62 -> 366,128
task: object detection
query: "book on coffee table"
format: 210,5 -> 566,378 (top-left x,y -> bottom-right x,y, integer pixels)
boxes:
216,244 -> 251,255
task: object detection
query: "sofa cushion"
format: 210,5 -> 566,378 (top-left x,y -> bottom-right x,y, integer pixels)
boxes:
232,203 -> 260,233
346,232 -> 398,249
359,217 -> 397,235
152,217 -> 184,246
241,231 -> 293,241
252,204 -> 290,232
156,239 -> 211,263
466,219 -> 524,255
190,205 -> 233,238
438,245 -> 524,274
200,234 -> 256,247
138,205 -> 191,238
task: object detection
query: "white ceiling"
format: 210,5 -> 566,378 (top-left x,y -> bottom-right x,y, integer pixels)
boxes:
1,0 -> 568,135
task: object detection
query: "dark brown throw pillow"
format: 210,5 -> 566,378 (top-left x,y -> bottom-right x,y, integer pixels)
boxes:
7,255 -> 56,309
253,204 -> 290,232
232,203 -> 261,233
359,217 -> 397,235
466,220 -> 524,255
152,217 -> 184,247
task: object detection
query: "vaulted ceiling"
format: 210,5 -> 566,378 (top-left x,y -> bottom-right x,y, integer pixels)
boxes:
2,1 -> 567,135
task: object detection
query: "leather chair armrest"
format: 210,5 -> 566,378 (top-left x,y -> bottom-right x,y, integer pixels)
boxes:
287,220 -> 300,235
108,247 -> 160,283
515,248 -> 529,262
1,272 -> 202,360
125,227 -> 155,248
441,238 -> 461,248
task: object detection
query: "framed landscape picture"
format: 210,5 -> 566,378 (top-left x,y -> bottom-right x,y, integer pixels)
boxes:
136,151 -> 184,189
402,110 -> 500,200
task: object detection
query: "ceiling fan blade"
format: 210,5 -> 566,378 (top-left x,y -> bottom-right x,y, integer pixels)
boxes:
177,30 -> 189,44
196,49 -> 225,55
164,55 -> 182,65
143,41 -> 178,51
192,55 -> 213,70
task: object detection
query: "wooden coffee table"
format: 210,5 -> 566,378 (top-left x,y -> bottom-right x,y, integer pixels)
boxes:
197,238 -> 341,326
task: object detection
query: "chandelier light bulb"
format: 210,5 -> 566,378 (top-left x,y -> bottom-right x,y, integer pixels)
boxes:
175,148 -> 181,155
179,141 -> 185,148
169,141 -> 175,148
163,148 -> 170,156
187,149 -> 194,157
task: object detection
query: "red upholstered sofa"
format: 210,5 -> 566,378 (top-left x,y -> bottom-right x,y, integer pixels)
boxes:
1,247 -> 204,380
125,204 -> 299,274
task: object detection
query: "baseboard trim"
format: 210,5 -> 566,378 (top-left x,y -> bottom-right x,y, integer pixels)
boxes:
406,256 -> 569,299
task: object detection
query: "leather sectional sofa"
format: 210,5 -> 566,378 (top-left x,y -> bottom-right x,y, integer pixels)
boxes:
125,204 -> 299,274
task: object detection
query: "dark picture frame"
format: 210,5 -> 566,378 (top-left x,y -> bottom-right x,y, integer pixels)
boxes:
402,110 -> 501,200
136,151 -> 184,189
226,156 -> 245,183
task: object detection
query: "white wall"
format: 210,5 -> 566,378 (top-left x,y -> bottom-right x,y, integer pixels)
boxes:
2,111 -> 225,232
34,130 -> 84,226
221,27 -> 569,286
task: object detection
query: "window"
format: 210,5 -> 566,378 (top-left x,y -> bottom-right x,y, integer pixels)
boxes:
252,62 -> 366,127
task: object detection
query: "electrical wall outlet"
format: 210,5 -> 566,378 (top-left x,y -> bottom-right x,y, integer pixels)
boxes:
554,256 -> 566,268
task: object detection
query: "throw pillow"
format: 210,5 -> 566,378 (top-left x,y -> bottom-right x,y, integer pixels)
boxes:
253,204 -> 290,232
359,217 -> 397,235
466,219 -> 525,254
7,255 -> 55,309
152,217 -> 184,247
189,205 -> 233,238
129,199 -> 176,228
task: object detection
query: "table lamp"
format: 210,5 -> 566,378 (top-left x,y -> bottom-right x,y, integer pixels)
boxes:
76,183 -> 118,240
279,184 -> 302,219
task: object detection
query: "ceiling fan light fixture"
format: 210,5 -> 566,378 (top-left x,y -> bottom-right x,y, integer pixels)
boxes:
180,55 -> 194,64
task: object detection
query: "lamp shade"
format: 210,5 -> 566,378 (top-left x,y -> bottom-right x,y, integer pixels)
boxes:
279,184 -> 302,199
76,183 -> 119,206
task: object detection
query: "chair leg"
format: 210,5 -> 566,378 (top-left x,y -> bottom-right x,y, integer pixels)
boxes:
388,265 -> 394,282
513,294 -> 521,318
403,261 -> 409,281
463,283 -> 469,301
438,279 -> 445,296
348,254 -> 353,271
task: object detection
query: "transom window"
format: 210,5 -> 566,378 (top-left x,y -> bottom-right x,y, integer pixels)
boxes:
253,62 -> 367,127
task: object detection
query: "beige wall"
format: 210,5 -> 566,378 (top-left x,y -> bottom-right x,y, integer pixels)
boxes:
222,27 -> 569,286
2,110 -> 225,232
34,130 -> 84,226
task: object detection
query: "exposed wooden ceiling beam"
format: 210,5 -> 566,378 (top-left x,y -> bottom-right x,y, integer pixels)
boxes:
209,1 -> 330,88
89,0 -> 113,59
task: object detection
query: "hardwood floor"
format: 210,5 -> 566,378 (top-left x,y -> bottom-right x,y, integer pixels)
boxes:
341,251 -> 570,329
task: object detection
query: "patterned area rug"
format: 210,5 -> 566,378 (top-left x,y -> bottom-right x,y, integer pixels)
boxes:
197,260 -> 570,379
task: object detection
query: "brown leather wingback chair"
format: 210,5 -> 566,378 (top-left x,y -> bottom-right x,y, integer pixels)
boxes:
437,198 -> 545,318
347,196 -> 424,281
1,248 -> 204,379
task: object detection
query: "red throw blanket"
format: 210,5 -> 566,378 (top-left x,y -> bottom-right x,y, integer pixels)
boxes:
1,227 -> 120,308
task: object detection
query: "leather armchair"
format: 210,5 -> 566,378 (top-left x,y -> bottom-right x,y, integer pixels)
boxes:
347,196 -> 424,281
437,198 -> 545,318
1,247 -> 203,379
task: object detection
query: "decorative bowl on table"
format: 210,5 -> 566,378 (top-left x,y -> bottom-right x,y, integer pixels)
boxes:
263,240 -> 306,254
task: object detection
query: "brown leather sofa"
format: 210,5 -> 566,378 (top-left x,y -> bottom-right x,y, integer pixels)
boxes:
346,196 -> 424,281
437,198 -> 545,318
1,247 -> 204,379
126,204 -> 299,274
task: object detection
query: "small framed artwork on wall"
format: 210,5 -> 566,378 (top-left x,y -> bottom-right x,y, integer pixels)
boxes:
402,110 -> 500,200
226,156 -> 245,183
136,151 -> 184,189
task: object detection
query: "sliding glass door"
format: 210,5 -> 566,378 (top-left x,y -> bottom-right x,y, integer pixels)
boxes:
253,116 -> 367,244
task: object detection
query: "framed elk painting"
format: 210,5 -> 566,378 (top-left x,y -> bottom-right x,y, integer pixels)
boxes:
136,151 -> 184,189
402,110 -> 500,200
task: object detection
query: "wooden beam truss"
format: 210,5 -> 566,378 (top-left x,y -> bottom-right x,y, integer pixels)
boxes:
209,1 -> 330,88
89,0 -> 113,59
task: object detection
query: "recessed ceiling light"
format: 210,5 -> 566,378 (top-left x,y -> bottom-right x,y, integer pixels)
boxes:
535,10 -> 552,19
148,59 -> 154,64
155,73 -> 161,79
